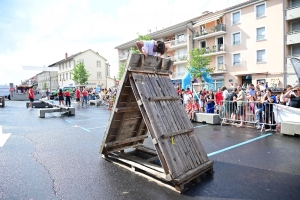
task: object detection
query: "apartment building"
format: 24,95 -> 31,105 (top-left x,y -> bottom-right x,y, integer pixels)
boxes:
115,0 -> 300,90
48,49 -> 109,89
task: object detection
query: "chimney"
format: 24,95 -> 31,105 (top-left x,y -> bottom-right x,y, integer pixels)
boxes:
65,53 -> 68,60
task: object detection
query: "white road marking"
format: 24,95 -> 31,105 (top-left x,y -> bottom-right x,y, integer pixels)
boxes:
0,126 -> 11,147
87,126 -> 106,130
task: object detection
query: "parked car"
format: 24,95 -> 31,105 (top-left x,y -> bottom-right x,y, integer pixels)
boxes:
50,87 -> 75,100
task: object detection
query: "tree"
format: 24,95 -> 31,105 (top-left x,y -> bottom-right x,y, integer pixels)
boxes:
71,62 -> 90,85
186,48 -> 214,79
42,82 -> 47,90
118,63 -> 126,81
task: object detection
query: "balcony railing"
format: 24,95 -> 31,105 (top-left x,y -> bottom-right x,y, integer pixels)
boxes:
168,37 -> 187,47
215,64 -> 226,72
257,57 -> 266,63
287,3 -> 300,9
169,54 -> 188,62
287,29 -> 300,35
195,24 -> 226,37
202,44 -> 226,54
172,71 -> 186,79
119,52 -> 129,60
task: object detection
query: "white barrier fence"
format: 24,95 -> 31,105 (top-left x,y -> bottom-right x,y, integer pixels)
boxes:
218,100 -> 300,132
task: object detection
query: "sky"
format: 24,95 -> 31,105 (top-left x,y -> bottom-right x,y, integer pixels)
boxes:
0,0 -> 244,85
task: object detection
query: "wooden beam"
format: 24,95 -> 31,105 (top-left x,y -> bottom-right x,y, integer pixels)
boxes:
105,135 -> 148,148
106,143 -> 143,154
161,128 -> 194,139
115,107 -> 140,113
148,96 -> 180,101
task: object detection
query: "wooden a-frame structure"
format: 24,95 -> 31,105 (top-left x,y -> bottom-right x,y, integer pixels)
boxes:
99,52 -> 213,192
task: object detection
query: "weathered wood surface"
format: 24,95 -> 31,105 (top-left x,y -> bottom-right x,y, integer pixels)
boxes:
99,52 -> 212,186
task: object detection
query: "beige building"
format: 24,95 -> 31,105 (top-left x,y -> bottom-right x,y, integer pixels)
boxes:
36,71 -> 58,91
48,49 -> 110,89
116,0 -> 300,90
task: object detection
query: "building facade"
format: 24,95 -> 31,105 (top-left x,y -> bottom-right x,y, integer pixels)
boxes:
115,0 -> 300,90
48,49 -> 109,89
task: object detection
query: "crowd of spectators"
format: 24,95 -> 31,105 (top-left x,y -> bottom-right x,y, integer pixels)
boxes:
175,81 -> 300,129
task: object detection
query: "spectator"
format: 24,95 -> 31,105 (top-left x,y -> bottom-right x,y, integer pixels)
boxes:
254,90 -> 263,129
178,90 -> 183,105
58,89 -> 65,106
206,89 -> 215,113
279,89 -> 287,105
235,85 -> 246,127
249,84 -> 255,97
185,99 -> 193,120
199,88 -> 207,112
182,91 -> 192,106
229,88 -> 238,123
214,87 -> 223,114
284,86 -> 300,108
259,82 -> 266,91
186,88 -> 193,95
285,85 -> 293,106
46,88 -> 50,100
75,87 -> 81,106
230,83 -> 234,89
221,86 -> 230,119
294,80 -> 299,87
191,99 -> 200,122
82,89 -> 88,107
262,89 -> 276,131
264,82 -> 269,89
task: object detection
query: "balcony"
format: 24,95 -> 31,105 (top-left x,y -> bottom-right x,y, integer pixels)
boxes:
212,64 -> 226,74
194,24 -> 226,40
165,37 -> 187,50
286,4 -> 300,20
202,44 -> 226,57
169,54 -> 188,64
286,30 -> 300,45
172,71 -> 186,80
119,52 -> 129,61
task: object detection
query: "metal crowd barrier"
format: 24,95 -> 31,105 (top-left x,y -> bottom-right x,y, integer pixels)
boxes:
219,100 -> 278,132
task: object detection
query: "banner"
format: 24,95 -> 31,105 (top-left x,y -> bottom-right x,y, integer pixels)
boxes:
274,104 -> 300,123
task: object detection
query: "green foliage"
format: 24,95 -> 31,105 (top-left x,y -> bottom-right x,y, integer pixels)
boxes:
42,82 -> 47,90
118,63 -> 126,81
71,62 -> 90,85
186,48 -> 214,78
130,47 -> 140,54
131,32 -> 152,53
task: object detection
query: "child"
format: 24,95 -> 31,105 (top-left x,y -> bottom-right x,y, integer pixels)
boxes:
191,99 -> 200,122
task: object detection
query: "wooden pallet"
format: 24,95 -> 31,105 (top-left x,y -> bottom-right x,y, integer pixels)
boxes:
99,53 -> 214,192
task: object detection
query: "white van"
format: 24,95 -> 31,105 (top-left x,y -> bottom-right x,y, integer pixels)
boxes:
0,85 -> 10,98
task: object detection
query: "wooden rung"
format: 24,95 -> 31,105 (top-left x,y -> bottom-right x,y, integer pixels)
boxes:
136,146 -> 157,156
162,128 -> 194,139
105,135 -> 147,148
148,96 -> 180,101
106,143 -> 143,154
115,107 -> 140,113
146,156 -> 159,162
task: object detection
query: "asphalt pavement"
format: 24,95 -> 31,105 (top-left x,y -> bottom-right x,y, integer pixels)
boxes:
0,100 -> 299,200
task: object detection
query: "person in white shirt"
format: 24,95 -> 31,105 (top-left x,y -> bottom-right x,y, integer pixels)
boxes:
136,40 -> 168,57
221,86 -> 230,119
182,91 -> 192,106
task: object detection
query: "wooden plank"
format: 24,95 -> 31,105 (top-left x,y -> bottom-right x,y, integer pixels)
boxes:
149,74 -> 194,172
136,146 -> 157,156
146,156 -> 159,162
128,67 -> 172,75
119,153 -> 164,173
133,73 -> 180,177
105,135 -> 148,148
148,96 -> 180,101
115,107 -> 140,113
161,128 -> 194,139
129,76 -> 170,174
172,160 -> 214,185
106,143 -> 143,154
144,74 -> 187,176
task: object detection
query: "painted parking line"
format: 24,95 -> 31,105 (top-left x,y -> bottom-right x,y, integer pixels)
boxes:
194,125 -> 208,129
80,127 -> 91,132
207,133 -> 273,157
66,118 -> 106,122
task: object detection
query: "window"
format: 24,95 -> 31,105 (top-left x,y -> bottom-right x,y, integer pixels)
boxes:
200,41 -> 206,49
256,27 -> 265,40
63,74 -> 65,80
59,65 -> 61,71
291,45 -> 300,56
217,56 -> 224,71
212,79 -> 224,91
232,11 -> 241,25
70,73 -> 72,80
290,0 -> 300,8
66,73 -> 68,80
97,61 -> 101,68
97,72 -> 102,79
257,49 -> 266,63
233,53 -> 241,65
291,21 -> 300,33
255,3 -> 265,18
232,32 -> 241,45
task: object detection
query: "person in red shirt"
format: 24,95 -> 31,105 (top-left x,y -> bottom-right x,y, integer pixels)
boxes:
75,88 -> 81,106
214,87 -> 223,114
58,89 -> 65,106
186,88 -> 193,95
191,99 -> 200,122
64,90 -> 71,107
28,87 -> 34,110
82,89 -> 88,107
185,99 -> 193,120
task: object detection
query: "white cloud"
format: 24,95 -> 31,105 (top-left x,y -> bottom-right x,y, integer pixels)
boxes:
0,0 -> 243,85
